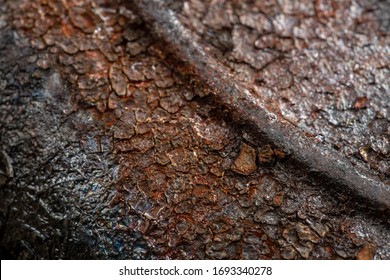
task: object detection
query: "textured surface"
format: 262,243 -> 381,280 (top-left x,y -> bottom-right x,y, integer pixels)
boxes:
176,0 -> 390,180
0,0 -> 389,259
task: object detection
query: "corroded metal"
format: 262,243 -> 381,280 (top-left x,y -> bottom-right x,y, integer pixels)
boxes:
133,0 -> 390,211
0,151 -> 14,187
1,0 -> 389,260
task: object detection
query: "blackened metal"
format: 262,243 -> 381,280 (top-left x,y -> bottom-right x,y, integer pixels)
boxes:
0,150 -> 13,187
133,0 -> 390,211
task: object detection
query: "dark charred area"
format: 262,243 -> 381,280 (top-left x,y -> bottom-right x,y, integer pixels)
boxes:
0,0 -> 389,260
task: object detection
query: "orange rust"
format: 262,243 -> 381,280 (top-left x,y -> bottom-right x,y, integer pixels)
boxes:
353,97 -> 368,110
192,185 -> 214,197
60,18 -> 76,37
356,243 -> 375,260
273,192 -> 284,206
273,149 -> 286,159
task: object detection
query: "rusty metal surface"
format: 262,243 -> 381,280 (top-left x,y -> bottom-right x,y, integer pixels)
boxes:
133,0 -> 390,211
0,0 -> 389,259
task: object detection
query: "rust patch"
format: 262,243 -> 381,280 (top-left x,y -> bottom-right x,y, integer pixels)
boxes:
230,143 -> 257,175
356,243 -> 375,260
353,97 -> 368,110
258,145 -> 275,164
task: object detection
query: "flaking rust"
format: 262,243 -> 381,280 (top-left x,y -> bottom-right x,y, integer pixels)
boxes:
133,0 -> 390,211
230,143 -> 257,176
